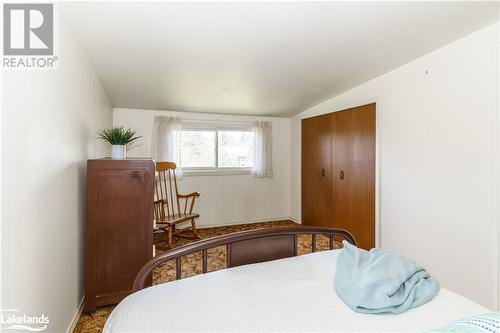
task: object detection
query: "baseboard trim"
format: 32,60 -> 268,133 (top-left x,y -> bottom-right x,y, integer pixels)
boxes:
198,217 -> 298,229
66,297 -> 84,333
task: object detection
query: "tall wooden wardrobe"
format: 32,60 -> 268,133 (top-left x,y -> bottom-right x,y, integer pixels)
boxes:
302,103 -> 375,249
85,159 -> 155,313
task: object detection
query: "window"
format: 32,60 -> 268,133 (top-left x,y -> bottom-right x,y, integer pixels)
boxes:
218,131 -> 254,168
173,126 -> 254,172
178,130 -> 216,168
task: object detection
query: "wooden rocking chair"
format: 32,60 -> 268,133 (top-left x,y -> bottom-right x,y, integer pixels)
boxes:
154,161 -> 200,249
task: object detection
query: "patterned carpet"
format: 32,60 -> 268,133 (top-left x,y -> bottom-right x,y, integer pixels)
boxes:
73,220 -> 338,333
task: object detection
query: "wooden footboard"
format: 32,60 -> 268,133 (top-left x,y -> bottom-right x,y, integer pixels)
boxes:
133,226 -> 355,292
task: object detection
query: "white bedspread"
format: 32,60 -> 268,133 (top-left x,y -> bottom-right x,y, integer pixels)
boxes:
104,250 -> 488,332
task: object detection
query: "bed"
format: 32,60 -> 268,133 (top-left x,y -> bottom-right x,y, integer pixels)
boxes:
103,227 -> 488,332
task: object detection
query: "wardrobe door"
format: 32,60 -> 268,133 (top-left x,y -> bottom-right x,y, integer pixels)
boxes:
302,114 -> 333,227
332,104 -> 376,249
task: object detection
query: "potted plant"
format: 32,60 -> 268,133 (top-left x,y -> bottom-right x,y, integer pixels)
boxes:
97,126 -> 141,159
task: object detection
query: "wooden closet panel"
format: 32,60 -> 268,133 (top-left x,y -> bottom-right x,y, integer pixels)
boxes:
331,109 -> 354,236
301,114 -> 333,227
332,104 -> 376,249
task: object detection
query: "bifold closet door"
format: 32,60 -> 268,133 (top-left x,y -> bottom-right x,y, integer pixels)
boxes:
332,104 -> 376,249
301,114 -> 332,227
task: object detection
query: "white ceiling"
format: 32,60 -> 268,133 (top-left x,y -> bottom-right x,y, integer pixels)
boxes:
61,1 -> 498,117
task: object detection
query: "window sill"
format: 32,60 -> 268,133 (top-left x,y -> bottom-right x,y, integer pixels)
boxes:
182,169 -> 252,177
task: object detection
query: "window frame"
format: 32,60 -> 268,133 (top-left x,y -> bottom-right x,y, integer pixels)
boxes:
175,123 -> 255,176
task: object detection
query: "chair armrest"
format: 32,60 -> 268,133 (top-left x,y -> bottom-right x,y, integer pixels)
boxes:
177,192 -> 200,198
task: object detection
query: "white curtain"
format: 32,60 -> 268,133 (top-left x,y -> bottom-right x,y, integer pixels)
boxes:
151,115 -> 183,177
253,121 -> 273,178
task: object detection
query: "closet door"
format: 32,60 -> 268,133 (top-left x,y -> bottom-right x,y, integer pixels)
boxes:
301,114 -> 332,227
332,104 -> 376,249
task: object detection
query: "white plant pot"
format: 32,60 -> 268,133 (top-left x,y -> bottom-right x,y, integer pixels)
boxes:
111,145 -> 126,159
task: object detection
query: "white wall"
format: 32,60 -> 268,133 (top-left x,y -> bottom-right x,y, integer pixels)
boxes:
291,23 -> 499,309
114,108 -> 291,228
1,14 -> 113,333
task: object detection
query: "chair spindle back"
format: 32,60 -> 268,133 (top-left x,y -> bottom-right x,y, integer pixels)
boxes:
155,162 -> 180,220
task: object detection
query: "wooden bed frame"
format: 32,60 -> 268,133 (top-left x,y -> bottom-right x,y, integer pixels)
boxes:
133,226 -> 356,292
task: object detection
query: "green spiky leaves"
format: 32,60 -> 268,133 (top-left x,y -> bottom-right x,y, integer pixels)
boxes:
97,126 -> 141,145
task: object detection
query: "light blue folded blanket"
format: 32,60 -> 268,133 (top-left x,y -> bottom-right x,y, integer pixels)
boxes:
426,313 -> 500,333
334,241 -> 440,314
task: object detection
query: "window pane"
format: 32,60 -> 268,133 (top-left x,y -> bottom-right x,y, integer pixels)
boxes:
178,130 -> 215,168
218,131 -> 254,168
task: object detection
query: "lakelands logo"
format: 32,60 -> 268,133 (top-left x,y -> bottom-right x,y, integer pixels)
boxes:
1,309 -> 50,331
3,3 -> 58,69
